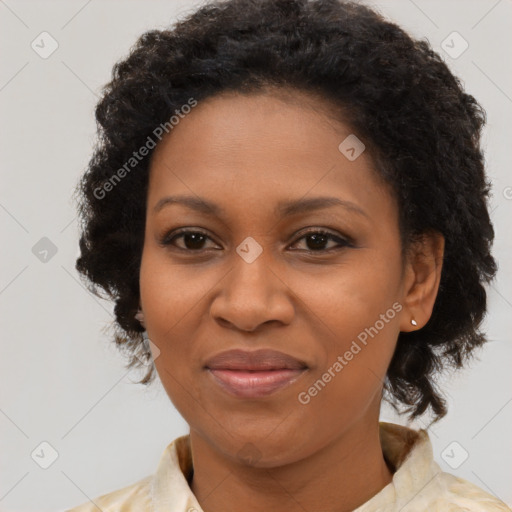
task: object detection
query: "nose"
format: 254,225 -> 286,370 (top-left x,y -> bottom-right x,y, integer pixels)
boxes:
210,249 -> 295,333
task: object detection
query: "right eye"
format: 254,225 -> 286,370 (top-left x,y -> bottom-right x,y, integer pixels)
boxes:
159,229 -> 220,252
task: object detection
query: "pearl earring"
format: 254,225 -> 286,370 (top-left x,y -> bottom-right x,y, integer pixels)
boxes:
411,318 -> 418,326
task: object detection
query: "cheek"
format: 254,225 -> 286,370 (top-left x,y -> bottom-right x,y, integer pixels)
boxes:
139,247 -> 216,338
292,249 -> 402,339
292,255 -> 401,413
295,306 -> 399,436
139,249 -> 218,415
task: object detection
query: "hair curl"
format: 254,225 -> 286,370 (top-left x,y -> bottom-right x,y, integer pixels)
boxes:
74,0 -> 497,422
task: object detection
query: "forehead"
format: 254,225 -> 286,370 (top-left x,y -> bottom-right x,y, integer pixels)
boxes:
147,91 -> 396,225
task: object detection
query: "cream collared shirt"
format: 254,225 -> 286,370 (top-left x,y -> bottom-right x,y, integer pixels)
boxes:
66,422 -> 511,511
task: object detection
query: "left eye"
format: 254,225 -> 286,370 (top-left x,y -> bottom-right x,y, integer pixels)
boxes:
160,229 -> 351,253
290,230 -> 351,252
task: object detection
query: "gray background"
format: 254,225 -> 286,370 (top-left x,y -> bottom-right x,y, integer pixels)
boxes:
0,0 -> 511,510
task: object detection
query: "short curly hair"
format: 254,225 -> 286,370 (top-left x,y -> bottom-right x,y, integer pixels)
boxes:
74,0 -> 497,422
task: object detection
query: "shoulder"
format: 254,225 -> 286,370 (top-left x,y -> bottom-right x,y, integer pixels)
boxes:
377,422 -> 511,512
415,471 -> 511,512
64,474 -> 153,511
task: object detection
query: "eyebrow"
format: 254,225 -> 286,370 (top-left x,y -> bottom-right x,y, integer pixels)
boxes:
153,194 -> 369,219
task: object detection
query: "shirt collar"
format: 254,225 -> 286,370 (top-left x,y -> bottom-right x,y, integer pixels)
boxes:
149,421 -> 440,512
353,422 -> 442,511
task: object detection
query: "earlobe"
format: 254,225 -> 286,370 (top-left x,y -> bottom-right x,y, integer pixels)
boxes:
135,308 -> 146,328
400,231 -> 445,332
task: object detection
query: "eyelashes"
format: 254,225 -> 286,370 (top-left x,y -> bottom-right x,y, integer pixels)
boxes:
159,228 -> 353,254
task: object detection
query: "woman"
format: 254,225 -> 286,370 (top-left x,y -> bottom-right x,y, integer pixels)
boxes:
68,0 -> 510,510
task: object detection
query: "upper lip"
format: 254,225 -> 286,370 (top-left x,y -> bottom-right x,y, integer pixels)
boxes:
204,349 -> 308,371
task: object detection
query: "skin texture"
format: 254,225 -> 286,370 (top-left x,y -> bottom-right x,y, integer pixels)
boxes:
138,90 -> 444,512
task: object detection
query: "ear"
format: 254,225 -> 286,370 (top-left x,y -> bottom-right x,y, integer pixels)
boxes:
399,230 -> 445,332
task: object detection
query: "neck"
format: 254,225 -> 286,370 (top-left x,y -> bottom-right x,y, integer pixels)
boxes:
189,418 -> 393,512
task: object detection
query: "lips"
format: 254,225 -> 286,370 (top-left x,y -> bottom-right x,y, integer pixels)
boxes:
204,349 -> 308,398
204,348 -> 308,371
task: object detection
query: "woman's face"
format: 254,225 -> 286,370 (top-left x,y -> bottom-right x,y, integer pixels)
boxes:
140,90 -> 414,466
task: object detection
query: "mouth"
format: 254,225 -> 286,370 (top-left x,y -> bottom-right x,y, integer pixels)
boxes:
206,368 -> 307,398
204,348 -> 309,398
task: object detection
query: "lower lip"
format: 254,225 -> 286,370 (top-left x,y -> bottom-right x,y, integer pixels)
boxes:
207,368 -> 306,398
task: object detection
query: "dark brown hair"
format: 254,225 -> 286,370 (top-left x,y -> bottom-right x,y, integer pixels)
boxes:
74,0 -> 497,421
